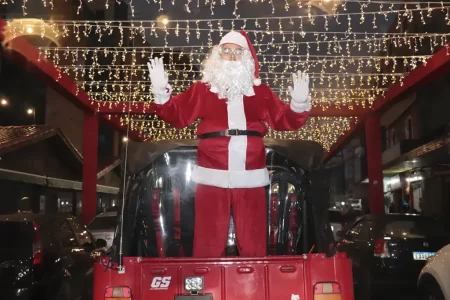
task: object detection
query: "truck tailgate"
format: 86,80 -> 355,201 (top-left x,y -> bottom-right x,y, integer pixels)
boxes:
141,257 -> 305,300
93,254 -> 353,300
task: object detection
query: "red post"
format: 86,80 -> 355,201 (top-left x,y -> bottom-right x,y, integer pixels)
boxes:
82,112 -> 99,225
365,113 -> 385,215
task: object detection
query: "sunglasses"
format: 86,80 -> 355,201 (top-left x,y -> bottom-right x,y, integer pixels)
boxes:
220,47 -> 245,57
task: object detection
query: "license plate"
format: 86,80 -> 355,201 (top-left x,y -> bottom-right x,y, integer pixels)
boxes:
413,251 -> 436,260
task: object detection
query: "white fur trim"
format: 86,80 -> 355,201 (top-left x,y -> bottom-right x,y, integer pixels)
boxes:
227,95 -> 247,173
245,87 -> 255,96
191,166 -> 270,188
210,86 -> 219,93
253,78 -> 261,86
208,85 -> 255,97
152,84 -> 172,105
219,31 -> 248,49
290,101 -> 311,113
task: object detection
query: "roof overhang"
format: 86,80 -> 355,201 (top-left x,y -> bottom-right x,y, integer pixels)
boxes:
0,168 -> 119,194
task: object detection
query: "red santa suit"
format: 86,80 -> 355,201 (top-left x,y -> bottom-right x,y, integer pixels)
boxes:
151,31 -> 310,257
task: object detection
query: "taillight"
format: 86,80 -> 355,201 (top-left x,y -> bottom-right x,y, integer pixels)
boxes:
374,238 -> 390,258
314,282 -> 342,300
105,287 -> 131,300
32,222 -> 42,265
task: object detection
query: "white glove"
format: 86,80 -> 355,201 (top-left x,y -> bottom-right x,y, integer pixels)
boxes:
288,71 -> 312,113
147,57 -> 172,104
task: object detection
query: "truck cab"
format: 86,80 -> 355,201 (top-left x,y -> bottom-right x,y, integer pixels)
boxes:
92,139 -> 354,300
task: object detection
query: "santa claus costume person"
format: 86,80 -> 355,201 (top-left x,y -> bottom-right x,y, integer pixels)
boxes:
148,30 -> 311,258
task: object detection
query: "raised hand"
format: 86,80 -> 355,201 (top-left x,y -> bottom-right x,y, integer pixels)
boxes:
147,57 -> 171,104
288,71 -> 311,113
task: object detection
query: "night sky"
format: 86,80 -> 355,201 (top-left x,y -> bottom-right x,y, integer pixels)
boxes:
0,54 -> 47,126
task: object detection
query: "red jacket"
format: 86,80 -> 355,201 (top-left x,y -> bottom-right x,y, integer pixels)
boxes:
153,82 -> 309,189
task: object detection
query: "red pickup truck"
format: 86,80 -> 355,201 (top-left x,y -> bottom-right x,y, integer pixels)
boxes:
93,140 -> 354,300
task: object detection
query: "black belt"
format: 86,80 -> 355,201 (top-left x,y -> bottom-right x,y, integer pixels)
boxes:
199,130 -> 262,139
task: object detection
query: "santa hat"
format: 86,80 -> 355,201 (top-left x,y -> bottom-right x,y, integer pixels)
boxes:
219,30 -> 261,86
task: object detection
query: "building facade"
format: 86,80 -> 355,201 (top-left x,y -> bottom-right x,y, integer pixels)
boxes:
325,5 -> 450,215
0,0 -> 130,221
378,6 -> 450,216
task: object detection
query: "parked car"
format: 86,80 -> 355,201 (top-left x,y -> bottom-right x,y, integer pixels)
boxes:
349,198 -> 363,211
0,212 -> 106,300
337,214 -> 450,299
328,208 -> 363,241
418,244 -> 450,300
87,211 -> 117,249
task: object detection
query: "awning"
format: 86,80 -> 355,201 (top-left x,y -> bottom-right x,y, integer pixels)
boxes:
0,168 -> 119,194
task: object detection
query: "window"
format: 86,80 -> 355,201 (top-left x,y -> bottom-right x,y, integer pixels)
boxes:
88,215 -> 117,231
405,117 -> 413,140
348,220 -> 372,240
385,218 -> 450,239
385,129 -> 390,148
57,193 -> 73,213
57,221 -> 78,248
357,221 -> 372,240
391,129 -> 397,146
69,219 -> 94,246
348,221 -> 364,238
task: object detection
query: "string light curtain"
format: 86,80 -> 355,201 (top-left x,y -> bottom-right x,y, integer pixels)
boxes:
3,1 -> 450,149
13,0 -> 450,18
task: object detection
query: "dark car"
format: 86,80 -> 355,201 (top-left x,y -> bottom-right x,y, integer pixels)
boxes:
0,213 -> 106,300
329,208 -> 363,241
337,214 -> 450,299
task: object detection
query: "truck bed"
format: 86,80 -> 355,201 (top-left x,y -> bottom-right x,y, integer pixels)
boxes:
94,253 -> 353,300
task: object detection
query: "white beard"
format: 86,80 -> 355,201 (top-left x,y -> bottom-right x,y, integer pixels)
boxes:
201,46 -> 255,100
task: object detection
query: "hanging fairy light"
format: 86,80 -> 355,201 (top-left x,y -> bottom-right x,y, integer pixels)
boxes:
108,115 -> 357,151
1,1 -> 449,148
12,0 -> 450,19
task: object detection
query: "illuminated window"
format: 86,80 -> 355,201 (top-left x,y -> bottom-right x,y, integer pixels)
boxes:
405,117 -> 413,140
391,129 -> 397,146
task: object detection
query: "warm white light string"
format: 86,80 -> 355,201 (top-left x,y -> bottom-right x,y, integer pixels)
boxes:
3,1 -> 447,147
14,0 -> 450,18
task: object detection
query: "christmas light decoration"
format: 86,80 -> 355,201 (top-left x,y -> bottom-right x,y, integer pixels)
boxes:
110,115 -> 356,151
12,0 -> 450,19
6,5 -> 450,48
2,2 -> 449,149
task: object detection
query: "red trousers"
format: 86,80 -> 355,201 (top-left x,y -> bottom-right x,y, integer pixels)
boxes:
192,184 -> 267,257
